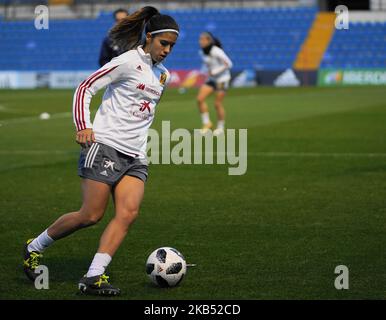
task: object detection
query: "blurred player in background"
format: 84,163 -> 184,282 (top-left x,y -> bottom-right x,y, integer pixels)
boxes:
197,31 -> 233,135
23,6 -> 179,296
98,8 -> 129,67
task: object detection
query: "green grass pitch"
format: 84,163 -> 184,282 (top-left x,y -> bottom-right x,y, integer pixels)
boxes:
0,86 -> 385,299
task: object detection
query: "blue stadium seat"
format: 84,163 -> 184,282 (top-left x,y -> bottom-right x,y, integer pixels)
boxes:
0,6 -> 320,71
322,21 -> 386,69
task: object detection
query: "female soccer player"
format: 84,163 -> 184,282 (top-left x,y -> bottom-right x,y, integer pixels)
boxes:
197,32 -> 233,135
23,6 -> 179,296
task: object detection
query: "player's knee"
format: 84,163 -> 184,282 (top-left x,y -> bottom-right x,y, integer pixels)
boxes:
197,96 -> 205,104
214,101 -> 223,109
78,210 -> 104,226
86,214 -> 103,225
116,207 -> 139,225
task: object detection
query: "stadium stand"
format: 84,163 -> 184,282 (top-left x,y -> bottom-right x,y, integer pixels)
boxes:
0,6 -> 385,72
321,21 -> 386,68
0,7 -> 316,71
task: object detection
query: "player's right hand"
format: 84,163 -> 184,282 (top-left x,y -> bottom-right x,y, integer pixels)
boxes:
76,128 -> 96,147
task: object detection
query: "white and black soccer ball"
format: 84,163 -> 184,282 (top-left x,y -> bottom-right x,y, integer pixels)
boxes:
146,247 -> 187,288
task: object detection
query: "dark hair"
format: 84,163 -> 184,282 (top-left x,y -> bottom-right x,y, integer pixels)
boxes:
201,31 -> 222,55
204,32 -> 222,48
113,8 -> 129,20
109,6 -> 179,52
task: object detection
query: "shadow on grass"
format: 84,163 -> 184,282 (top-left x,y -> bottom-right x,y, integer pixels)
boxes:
46,256 -> 91,283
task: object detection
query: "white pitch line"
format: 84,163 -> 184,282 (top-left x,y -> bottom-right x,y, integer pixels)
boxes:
0,150 -> 76,155
0,104 -> 25,114
0,112 -> 72,126
0,150 -> 385,158
249,152 -> 386,158
165,151 -> 386,158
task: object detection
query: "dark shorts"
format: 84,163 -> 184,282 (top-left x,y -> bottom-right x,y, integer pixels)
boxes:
205,79 -> 230,91
78,142 -> 148,186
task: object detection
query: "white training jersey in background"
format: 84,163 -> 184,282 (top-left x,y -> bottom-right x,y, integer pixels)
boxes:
73,45 -> 170,160
199,45 -> 233,83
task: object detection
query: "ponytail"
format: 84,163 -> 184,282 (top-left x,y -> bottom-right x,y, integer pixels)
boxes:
209,33 -> 223,49
201,31 -> 223,55
213,37 -> 222,49
109,6 -> 179,53
109,6 -> 159,52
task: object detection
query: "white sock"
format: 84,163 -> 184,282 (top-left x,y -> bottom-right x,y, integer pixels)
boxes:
27,229 -> 54,253
201,112 -> 210,125
217,120 -> 225,129
86,253 -> 112,278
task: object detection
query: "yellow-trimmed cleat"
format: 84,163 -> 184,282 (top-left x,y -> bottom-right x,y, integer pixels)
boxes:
78,273 -> 121,296
23,238 -> 43,281
199,122 -> 213,135
213,127 -> 224,136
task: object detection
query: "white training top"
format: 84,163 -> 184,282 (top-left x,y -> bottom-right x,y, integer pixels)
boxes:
73,45 -> 170,160
199,45 -> 233,83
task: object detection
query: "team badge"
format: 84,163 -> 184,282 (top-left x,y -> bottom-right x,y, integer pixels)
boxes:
159,72 -> 167,85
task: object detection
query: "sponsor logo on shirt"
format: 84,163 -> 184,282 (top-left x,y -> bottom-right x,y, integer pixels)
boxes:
131,110 -> 153,121
131,100 -> 154,121
139,100 -> 151,113
136,83 -> 161,97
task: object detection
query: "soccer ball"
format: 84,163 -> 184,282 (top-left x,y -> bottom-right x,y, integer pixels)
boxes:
146,247 -> 187,287
39,112 -> 50,120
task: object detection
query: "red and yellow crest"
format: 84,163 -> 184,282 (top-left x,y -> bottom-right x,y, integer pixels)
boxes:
159,72 -> 167,85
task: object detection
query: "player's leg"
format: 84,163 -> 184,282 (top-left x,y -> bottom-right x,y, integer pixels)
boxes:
79,175 -> 145,296
98,176 -> 144,256
23,179 -> 111,281
197,83 -> 214,133
48,179 -> 111,239
213,87 -> 227,136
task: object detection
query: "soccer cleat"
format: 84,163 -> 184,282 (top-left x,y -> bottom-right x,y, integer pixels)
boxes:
23,238 -> 43,281
199,121 -> 213,135
78,273 -> 121,296
213,127 -> 224,136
